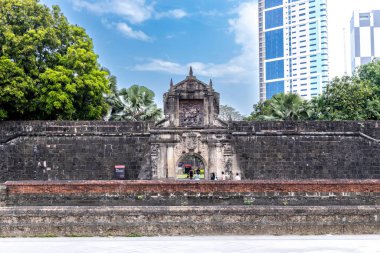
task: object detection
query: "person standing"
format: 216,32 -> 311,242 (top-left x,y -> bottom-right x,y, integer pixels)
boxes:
234,173 -> 241,180
189,168 -> 194,179
221,171 -> 226,180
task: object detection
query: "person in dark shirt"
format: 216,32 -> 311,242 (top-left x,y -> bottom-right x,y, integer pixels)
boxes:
189,169 -> 194,179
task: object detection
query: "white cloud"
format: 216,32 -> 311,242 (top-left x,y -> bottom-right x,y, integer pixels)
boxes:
155,9 -> 188,19
72,0 -> 188,23
133,2 -> 259,85
134,59 -> 184,73
328,0 -> 380,77
116,23 -> 151,42
72,0 -> 188,42
72,0 -> 153,24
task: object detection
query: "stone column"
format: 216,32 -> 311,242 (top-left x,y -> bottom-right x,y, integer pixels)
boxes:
166,144 -> 175,179
203,97 -> 209,126
175,96 -> 180,127
215,143 -> 224,178
150,144 -> 160,180
208,95 -> 214,126
159,145 -> 167,178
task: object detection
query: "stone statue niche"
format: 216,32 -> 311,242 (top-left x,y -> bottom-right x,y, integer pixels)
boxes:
159,66 -> 225,128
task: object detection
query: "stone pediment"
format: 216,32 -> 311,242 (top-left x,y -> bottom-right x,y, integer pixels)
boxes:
165,67 -> 214,97
172,79 -> 208,92
161,67 -> 222,128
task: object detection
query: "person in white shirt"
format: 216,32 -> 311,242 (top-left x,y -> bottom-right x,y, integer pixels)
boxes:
234,173 -> 241,180
221,171 -> 226,180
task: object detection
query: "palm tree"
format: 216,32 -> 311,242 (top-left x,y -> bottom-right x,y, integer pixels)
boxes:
256,93 -> 311,121
110,85 -> 162,121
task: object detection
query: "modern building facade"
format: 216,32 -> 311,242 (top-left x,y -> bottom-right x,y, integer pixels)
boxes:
350,10 -> 380,73
259,0 -> 329,101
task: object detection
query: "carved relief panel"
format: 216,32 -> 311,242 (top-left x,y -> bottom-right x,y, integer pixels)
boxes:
179,99 -> 204,127
150,144 -> 160,179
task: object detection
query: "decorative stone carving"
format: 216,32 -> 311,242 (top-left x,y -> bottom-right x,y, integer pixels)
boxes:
179,100 -> 204,127
186,133 -> 198,150
150,144 -> 160,178
224,157 -> 233,178
223,143 -> 232,156
160,67 -> 222,128
151,144 -> 159,155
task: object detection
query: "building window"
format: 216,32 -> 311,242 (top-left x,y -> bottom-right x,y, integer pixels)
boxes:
266,81 -> 284,99
265,0 -> 283,8
267,28 -> 284,54
266,60 -> 285,80
265,8 -> 284,29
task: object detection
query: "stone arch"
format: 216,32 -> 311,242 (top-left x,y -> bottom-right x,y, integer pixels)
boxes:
175,153 -> 207,180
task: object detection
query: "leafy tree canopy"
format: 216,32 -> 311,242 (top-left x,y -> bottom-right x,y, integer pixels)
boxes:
313,76 -> 380,120
0,0 -> 110,120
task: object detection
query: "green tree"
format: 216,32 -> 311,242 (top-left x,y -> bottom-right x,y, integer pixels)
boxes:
314,76 -> 380,120
0,0 -> 110,120
110,85 -> 162,121
356,60 -> 380,90
218,104 -> 244,121
102,67 -> 124,120
246,93 -> 311,121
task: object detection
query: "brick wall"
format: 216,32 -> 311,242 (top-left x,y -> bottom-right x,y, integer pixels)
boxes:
5,180 -> 380,194
4,180 -> 380,206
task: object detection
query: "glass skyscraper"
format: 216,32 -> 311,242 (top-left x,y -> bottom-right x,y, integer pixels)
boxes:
351,10 -> 380,73
259,0 -> 329,101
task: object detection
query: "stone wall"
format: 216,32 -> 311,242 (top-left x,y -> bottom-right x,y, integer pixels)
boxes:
3,180 -> 380,206
0,205 -> 378,236
0,121 -> 152,182
231,121 -> 380,179
1,121 -> 380,182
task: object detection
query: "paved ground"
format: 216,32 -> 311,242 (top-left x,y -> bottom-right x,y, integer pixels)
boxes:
0,235 -> 379,253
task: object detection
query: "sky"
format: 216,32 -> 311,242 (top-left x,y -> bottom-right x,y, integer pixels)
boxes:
38,0 -> 380,116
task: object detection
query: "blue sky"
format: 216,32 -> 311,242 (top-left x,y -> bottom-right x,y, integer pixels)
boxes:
39,0 -> 380,116
39,0 -> 259,115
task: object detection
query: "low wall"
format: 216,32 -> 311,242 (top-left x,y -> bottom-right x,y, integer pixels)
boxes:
0,206 -> 379,236
4,180 -> 380,206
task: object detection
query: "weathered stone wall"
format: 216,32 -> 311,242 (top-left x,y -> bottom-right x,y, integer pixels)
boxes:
231,121 -> 380,179
0,121 -> 152,182
1,121 -> 380,182
0,205 -> 378,236
3,180 -> 380,206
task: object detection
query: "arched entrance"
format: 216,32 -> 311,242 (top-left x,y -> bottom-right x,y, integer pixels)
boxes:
176,153 -> 206,180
